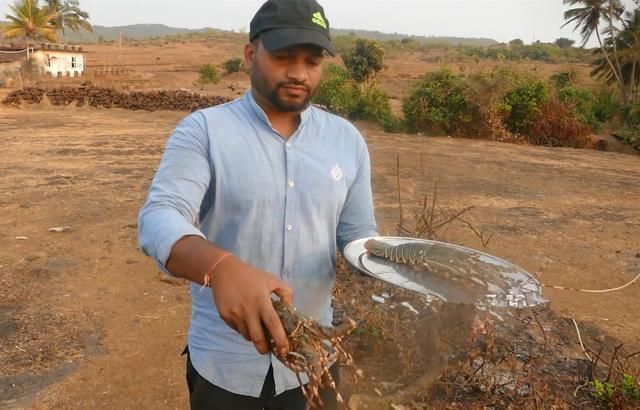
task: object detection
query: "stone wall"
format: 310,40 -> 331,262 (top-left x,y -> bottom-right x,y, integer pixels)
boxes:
2,85 -> 231,112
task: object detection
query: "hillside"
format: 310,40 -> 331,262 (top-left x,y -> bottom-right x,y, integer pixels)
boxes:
60,24 -> 221,42
332,28 -> 498,47
0,22 -> 498,47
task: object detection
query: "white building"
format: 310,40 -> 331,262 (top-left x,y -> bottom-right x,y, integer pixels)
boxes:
0,43 -> 86,78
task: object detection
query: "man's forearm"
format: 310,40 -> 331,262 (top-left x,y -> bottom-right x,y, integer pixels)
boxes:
166,235 -> 232,285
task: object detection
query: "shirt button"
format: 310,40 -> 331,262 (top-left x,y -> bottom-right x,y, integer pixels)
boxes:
286,224 -> 293,231
288,180 -> 295,188
285,142 -> 292,150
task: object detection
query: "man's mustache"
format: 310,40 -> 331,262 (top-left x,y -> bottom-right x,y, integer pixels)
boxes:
277,81 -> 311,92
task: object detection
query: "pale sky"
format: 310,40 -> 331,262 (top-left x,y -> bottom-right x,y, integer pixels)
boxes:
1,0 -> 637,46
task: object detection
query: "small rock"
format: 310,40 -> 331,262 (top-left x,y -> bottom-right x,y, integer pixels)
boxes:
371,295 -> 386,304
48,226 -> 70,233
401,301 -> 419,314
158,271 -> 188,286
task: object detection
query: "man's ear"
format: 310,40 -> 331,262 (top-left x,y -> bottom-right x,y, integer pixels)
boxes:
244,42 -> 256,70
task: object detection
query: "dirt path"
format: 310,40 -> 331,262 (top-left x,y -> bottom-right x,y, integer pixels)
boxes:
0,106 -> 638,409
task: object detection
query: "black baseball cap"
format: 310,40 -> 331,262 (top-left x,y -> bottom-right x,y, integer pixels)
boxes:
249,0 -> 336,56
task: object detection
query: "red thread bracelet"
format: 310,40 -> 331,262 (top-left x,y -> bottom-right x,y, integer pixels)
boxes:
201,252 -> 233,290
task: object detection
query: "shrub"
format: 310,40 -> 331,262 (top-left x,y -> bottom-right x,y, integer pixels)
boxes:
350,87 -> 391,120
198,64 -> 220,84
500,81 -> 549,134
314,64 -> 357,117
223,57 -> 244,74
468,68 -> 536,106
314,64 -> 400,131
593,88 -> 619,124
525,99 -> 592,148
402,69 -> 482,136
381,113 -> 405,133
550,71 -> 576,88
613,127 -> 640,151
557,86 -> 600,130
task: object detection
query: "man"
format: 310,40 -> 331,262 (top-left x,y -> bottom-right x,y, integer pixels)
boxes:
138,0 -> 377,408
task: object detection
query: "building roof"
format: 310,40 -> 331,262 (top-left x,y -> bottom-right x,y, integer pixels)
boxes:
0,43 -> 84,53
0,50 -> 27,63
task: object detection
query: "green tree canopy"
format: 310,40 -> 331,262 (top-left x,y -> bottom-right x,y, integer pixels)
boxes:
554,37 -> 576,48
44,0 -> 92,35
509,38 -> 525,48
2,0 -> 57,42
562,0 -> 631,105
342,38 -> 385,88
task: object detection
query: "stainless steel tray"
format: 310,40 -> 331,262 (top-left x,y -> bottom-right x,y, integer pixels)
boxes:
344,236 -> 547,308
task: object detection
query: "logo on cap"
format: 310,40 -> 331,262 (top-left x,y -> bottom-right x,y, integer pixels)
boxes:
312,12 -> 327,29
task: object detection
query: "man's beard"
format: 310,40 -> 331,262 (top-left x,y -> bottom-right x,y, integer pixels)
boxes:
251,66 -> 317,113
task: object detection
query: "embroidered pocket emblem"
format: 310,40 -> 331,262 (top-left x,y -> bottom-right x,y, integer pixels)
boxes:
331,165 -> 343,182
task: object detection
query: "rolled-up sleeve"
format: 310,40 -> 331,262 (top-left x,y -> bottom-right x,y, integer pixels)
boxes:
138,111 -> 211,274
336,137 -> 378,253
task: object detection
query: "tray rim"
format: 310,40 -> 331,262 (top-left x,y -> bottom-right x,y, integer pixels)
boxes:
343,235 -> 545,303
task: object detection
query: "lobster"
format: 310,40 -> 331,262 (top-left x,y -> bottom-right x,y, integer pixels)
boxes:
270,300 -> 357,408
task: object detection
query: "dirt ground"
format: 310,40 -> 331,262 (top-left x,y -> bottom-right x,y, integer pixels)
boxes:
1,38 -> 640,409
0,102 -> 638,409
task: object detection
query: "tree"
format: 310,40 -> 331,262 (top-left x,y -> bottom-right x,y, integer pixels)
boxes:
591,8 -> 640,104
509,38 -> 525,48
44,0 -> 92,35
562,0 -> 628,104
554,37 -> 576,48
342,38 -> 385,89
2,0 -> 58,42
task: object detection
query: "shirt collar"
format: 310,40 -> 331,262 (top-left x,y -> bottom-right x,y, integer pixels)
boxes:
244,89 -> 311,135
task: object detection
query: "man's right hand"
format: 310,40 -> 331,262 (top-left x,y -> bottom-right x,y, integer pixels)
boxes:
209,255 -> 293,355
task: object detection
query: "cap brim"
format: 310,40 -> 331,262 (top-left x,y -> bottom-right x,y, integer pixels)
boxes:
260,28 -> 336,56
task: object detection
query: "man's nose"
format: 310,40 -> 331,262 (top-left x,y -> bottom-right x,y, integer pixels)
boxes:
285,59 -> 308,82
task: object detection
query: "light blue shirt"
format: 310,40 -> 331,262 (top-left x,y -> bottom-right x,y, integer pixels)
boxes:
138,90 -> 377,397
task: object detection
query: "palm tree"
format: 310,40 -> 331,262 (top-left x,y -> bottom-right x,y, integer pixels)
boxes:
44,0 -> 92,35
562,0 -> 628,103
591,8 -> 640,104
2,0 -> 58,42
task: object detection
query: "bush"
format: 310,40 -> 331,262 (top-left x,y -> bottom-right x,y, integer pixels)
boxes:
198,64 -> 220,84
381,113 -> 405,133
468,68 -> 536,105
522,44 -> 554,61
350,87 -> 391,120
314,64 -> 400,131
557,86 -> 600,130
593,88 -> 619,124
613,127 -> 640,151
550,71 -> 576,88
500,81 -> 549,134
223,57 -> 244,74
402,69 -> 482,136
314,64 -> 357,117
525,99 -> 592,148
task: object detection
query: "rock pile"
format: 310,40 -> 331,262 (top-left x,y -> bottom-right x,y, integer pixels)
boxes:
2,85 -> 231,112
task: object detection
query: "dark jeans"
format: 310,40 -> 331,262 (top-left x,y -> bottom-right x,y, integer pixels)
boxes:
184,348 -> 340,410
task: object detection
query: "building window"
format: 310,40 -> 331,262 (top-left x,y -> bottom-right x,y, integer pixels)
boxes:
45,54 -> 51,67
71,57 -> 77,68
